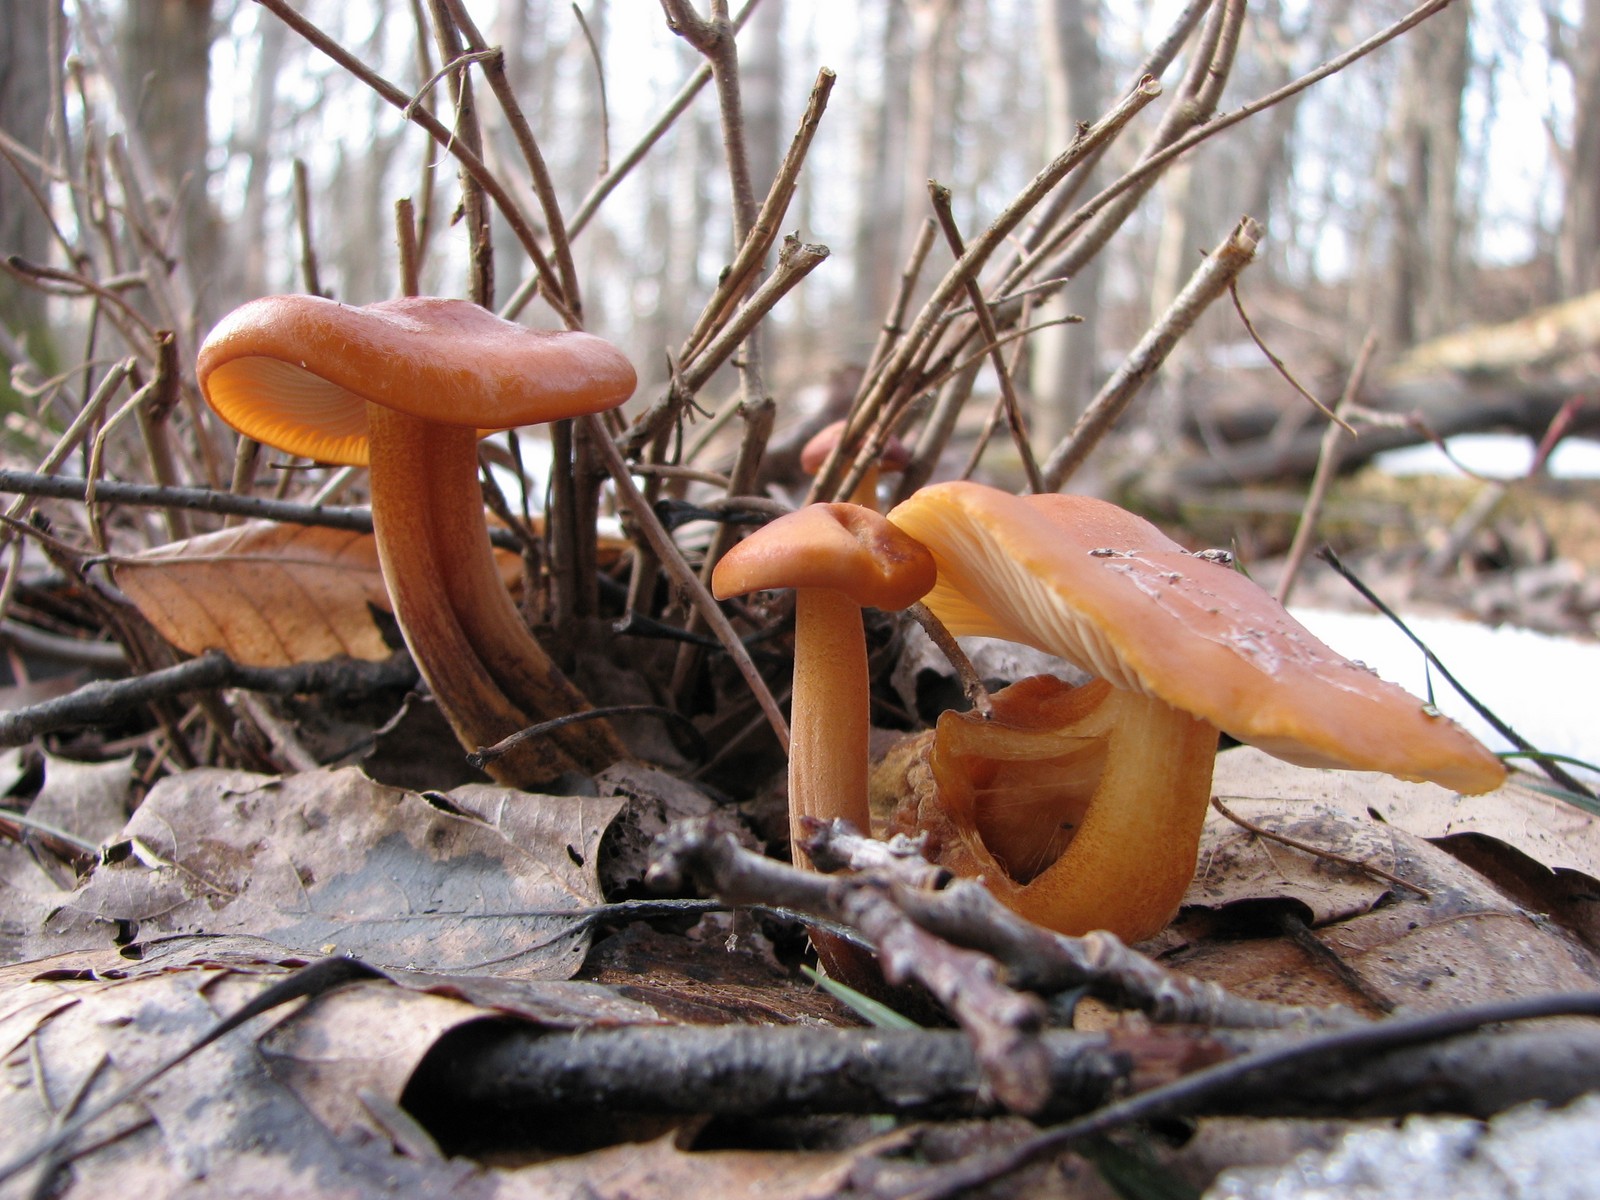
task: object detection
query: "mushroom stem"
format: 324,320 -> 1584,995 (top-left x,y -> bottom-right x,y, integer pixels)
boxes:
789,587 -> 872,864
366,404 -> 621,784
845,464 -> 880,510
899,675 -> 1219,941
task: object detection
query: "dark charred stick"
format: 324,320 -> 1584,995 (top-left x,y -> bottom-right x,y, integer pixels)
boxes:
0,470 -> 521,551
0,651 -> 418,748
404,1012 -> 1600,1136
405,1023 -> 1143,1126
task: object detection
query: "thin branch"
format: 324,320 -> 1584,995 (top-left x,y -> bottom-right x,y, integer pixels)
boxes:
927,183 -> 1046,495
1277,331 -> 1378,605
808,77 -> 1163,505
1040,216 -> 1262,490
254,0 -> 577,328
581,412 -> 790,752
440,0 -> 582,317
0,651 -> 418,748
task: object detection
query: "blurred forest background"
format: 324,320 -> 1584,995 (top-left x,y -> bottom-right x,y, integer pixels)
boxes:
3,0 -> 1600,601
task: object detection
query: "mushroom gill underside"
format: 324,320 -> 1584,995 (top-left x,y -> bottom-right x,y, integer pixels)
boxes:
877,673 -> 1219,941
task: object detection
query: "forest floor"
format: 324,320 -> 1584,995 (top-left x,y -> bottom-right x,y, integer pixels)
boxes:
0,461 -> 1598,1200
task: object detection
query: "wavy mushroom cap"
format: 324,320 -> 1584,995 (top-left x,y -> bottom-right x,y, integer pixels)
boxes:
198,295 -> 637,466
887,481 -> 1506,795
713,502 -> 936,612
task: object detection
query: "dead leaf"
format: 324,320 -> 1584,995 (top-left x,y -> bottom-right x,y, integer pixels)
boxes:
47,766 -> 624,978
1171,789 -> 1600,1014
256,972 -> 665,1142
0,961 -> 504,1197
1188,803 -> 1397,925
111,522 -> 395,666
1211,746 -> 1600,880
29,752 -> 134,849
110,521 -> 523,668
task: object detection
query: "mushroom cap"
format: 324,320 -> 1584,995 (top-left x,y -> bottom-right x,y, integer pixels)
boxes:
798,420 -> 913,476
712,502 -> 936,612
887,481 -> 1506,794
198,295 -> 637,466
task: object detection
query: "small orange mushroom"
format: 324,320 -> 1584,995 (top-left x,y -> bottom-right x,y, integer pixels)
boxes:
799,420 -> 912,510
198,295 -> 636,787
884,481 -> 1505,940
712,503 -> 935,866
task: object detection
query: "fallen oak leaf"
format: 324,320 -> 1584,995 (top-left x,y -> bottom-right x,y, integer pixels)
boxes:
110,520 -> 523,668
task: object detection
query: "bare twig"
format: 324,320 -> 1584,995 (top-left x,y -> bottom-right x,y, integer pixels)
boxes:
895,991 -> 1600,1200
1040,216 -> 1262,490
927,183 -> 1046,495
255,0 -> 577,328
904,603 -> 993,719
1277,331 -> 1379,604
1230,282 -> 1351,429
0,651 -> 418,748
440,0 -> 582,318
681,66 -> 836,361
809,77 -> 1164,505
581,412 -> 790,751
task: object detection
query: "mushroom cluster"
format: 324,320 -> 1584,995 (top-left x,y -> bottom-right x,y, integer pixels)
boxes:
198,295 -> 637,787
881,481 -> 1506,941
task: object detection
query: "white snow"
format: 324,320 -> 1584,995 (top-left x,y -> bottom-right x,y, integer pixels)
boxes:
1292,607 -> 1600,784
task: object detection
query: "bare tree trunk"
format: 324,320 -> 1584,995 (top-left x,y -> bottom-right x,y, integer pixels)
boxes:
896,0 -> 961,276
1555,0 -> 1600,298
741,0 -> 786,200
1028,0 -> 1107,451
0,0 -> 59,378
1380,0 -> 1470,346
848,0 -> 911,355
117,0 -> 218,317
235,13 -> 290,301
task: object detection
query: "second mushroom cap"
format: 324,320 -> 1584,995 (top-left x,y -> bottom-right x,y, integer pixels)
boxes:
887,481 -> 1505,795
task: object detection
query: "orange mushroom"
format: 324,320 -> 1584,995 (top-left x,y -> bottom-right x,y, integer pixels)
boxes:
884,481 -> 1505,940
712,503 -> 935,866
198,295 -> 636,787
799,420 -> 912,510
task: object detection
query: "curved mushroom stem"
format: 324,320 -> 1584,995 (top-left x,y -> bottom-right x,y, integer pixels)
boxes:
789,587 -> 872,865
366,404 -> 623,785
892,675 -> 1219,941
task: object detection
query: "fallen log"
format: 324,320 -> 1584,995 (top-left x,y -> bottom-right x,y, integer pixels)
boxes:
1159,375 -> 1597,491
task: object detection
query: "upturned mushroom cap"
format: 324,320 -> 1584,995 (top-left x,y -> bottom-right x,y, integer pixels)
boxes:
713,502 -> 936,611
887,481 -> 1505,795
198,295 -> 637,465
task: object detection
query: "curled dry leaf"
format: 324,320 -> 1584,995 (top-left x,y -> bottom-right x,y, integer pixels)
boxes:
110,521 -> 522,668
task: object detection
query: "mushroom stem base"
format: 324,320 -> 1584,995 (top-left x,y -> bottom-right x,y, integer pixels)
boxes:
884,674 -> 1219,942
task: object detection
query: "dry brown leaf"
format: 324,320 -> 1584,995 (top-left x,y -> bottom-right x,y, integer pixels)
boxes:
0,957 -> 900,1200
29,752 -> 134,850
111,522 -> 394,665
1211,746 -> 1600,880
46,766 -> 624,978
111,520 -> 524,668
1170,783 -> 1600,1014
0,961 -> 510,1197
